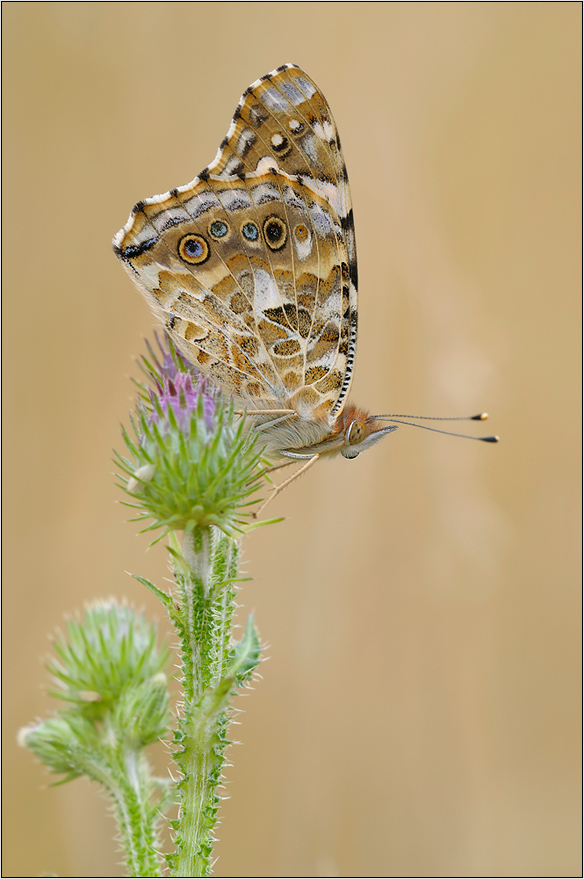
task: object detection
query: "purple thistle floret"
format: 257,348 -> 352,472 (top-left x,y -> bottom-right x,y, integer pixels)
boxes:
151,368 -> 217,434
145,336 -> 219,434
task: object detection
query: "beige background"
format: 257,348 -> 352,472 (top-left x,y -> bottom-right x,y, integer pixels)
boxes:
3,3 -> 581,877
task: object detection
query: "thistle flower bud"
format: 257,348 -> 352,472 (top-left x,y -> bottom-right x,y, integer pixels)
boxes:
20,601 -> 170,779
46,601 -> 169,719
116,337 -> 263,538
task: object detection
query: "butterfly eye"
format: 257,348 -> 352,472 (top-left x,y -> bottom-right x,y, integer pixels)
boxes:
347,420 -> 367,445
209,220 -> 229,240
263,216 -> 287,251
241,222 -> 259,241
178,233 -> 209,264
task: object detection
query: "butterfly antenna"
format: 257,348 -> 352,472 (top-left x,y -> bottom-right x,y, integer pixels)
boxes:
374,412 -> 490,421
370,412 -> 498,442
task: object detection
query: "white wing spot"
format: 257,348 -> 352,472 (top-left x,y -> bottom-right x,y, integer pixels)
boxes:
254,156 -> 280,176
309,203 -> 335,238
221,189 -> 253,211
295,76 -> 316,99
262,87 -> 289,111
224,156 -> 244,176
280,82 -> 305,105
293,227 -> 312,261
254,268 -> 282,311
182,194 -> 217,219
151,206 -> 190,232
237,129 -> 256,153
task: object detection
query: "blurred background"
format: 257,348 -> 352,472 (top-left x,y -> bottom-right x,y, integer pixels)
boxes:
3,3 -> 581,877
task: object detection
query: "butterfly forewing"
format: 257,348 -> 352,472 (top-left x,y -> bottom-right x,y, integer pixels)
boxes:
207,65 -> 358,418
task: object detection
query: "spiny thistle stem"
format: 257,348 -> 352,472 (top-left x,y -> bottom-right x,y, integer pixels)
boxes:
103,747 -> 162,877
168,528 -> 243,877
20,337 -> 268,877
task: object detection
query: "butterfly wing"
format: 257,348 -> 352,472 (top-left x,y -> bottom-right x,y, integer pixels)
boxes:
114,63 -> 358,423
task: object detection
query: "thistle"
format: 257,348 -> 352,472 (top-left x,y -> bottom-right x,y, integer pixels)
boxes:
21,336 -> 272,877
20,602 -> 171,877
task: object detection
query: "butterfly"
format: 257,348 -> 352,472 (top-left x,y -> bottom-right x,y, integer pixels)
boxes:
114,63 -> 495,492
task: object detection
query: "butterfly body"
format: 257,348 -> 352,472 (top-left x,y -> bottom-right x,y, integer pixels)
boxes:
114,64 -> 397,461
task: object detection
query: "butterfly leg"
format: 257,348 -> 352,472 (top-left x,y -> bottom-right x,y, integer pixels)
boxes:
262,459 -> 298,476
234,409 -> 299,435
254,454 -> 320,518
235,409 -> 296,417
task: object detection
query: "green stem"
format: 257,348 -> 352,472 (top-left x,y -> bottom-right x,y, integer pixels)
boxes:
169,526 -> 239,878
181,527 -> 210,703
173,680 -> 232,877
120,749 -> 162,878
109,763 -> 161,877
80,744 -> 162,877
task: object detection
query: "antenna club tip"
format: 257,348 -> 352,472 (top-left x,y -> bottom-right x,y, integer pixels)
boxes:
472,412 -> 489,420
482,435 -> 499,443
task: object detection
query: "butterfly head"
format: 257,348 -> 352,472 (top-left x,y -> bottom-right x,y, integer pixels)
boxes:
336,405 -> 399,459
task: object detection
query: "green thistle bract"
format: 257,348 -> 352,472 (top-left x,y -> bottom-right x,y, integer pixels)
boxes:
46,601 -> 169,716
